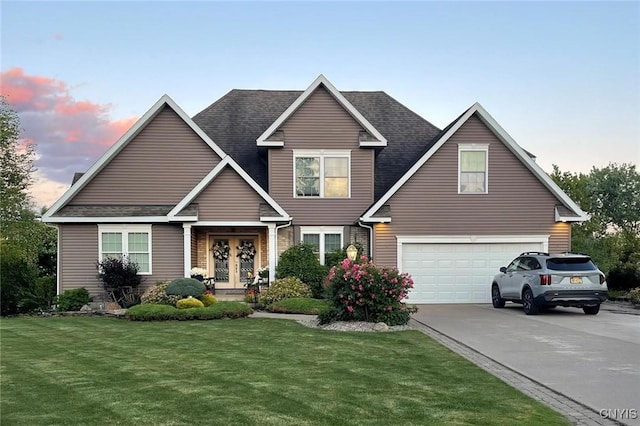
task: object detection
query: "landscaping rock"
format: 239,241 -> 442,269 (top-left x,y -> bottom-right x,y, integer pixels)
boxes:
80,304 -> 93,312
373,322 -> 389,332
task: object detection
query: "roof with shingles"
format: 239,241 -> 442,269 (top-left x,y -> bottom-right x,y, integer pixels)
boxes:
57,205 -> 174,217
193,89 -> 442,199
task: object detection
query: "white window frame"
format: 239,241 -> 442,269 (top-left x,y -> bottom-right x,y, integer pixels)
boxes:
458,143 -> 489,194
98,224 -> 152,275
300,226 -> 344,265
293,150 -> 351,198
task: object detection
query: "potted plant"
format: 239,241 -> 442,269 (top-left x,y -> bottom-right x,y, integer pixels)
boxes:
190,267 -> 207,282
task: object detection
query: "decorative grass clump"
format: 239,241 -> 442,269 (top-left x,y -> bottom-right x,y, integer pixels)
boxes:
267,297 -> 330,315
176,297 -> 204,309
165,278 -> 206,298
140,281 -> 181,305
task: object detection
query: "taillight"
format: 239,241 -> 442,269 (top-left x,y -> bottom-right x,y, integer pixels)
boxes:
540,274 -> 552,285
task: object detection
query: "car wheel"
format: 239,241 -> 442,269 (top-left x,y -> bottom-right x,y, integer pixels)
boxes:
522,288 -> 539,315
583,305 -> 600,315
492,285 -> 506,308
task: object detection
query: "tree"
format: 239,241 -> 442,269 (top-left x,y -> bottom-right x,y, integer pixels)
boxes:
551,163 -> 640,284
0,96 -> 35,231
587,164 -> 640,235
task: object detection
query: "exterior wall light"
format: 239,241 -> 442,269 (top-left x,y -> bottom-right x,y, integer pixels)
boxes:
346,244 -> 358,261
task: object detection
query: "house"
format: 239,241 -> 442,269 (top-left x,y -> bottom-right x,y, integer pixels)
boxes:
42,75 -> 586,304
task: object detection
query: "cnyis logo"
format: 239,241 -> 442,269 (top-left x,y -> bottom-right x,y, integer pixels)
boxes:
599,408 -> 638,420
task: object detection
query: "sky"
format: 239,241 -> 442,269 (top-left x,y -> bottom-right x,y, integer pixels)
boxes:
1,1 -> 639,209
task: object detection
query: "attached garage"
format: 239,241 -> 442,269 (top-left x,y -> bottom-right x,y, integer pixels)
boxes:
399,236 -> 548,304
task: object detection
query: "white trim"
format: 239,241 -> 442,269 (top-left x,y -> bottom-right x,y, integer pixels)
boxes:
194,221 -> 267,227
458,143 -> 489,194
300,225 -> 344,265
183,224 -> 192,278
268,223 -> 277,283
45,216 -> 169,223
168,156 -> 291,221
362,103 -> 587,222
293,150 -> 351,198
256,74 -> 387,147
555,207 -> 586,222
359,216 -> 391,223
43,95 -> 228,221
98,224 -> 153,275
396,234 -> 550,269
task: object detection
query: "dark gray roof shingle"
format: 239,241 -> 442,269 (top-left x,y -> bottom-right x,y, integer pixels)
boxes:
193,89 -> 441,199
58,205 -> 174,217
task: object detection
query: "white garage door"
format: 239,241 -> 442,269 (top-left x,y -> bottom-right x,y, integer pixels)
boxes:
401,240 -> 546,304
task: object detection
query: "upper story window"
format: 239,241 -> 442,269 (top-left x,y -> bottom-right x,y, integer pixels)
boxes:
98,224 -> 152,274
300,226 -> 343,265
294,150 -> 350,198
458,144 -> 488,194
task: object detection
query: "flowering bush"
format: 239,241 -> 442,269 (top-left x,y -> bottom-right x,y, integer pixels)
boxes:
260,277 -> 312,305
141,281 -> 181,306
190,267 -> 207,280
320,256 -> 415,325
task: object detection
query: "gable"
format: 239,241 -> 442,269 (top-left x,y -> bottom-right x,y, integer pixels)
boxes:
192,166 -> 265,221
70,106 -> 222,206
279,86 -> 365,147
257,75 -> 386,147
362,104 -> 586,221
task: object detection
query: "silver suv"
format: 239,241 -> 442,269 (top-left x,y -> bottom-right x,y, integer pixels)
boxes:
491,252 -> 608,315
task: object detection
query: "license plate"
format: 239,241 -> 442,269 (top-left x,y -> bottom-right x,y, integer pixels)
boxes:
570,276 -> 583,284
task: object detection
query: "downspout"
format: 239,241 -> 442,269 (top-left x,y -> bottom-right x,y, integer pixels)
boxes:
357,220 -> 374,261
271,220 -> 292,282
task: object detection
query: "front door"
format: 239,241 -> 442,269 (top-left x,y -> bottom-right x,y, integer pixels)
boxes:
209,236 -> 257,289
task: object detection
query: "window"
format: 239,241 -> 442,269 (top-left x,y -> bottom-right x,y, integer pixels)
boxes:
98,225 -> 152,274
300,226 -> 343,264
294,150 -> 350,198
458,144 -> 488,194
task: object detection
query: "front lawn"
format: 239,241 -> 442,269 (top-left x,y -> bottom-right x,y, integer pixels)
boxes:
0,317 -> 569,425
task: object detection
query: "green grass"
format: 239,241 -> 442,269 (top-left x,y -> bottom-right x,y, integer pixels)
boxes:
266,297 -> 330,315
0,317 -> 569,426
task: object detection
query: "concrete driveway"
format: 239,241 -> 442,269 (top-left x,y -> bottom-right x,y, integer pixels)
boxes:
412,303 -> 640,425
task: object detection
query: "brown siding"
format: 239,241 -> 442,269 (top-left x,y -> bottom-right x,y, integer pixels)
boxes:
71,106 -> 222,205
375,114 -> 569,267
59,224 -> 101,295
194,166 -> 264,221
269,87 -> 375,225
149,224 -> 184,288
59,223 -> 184,299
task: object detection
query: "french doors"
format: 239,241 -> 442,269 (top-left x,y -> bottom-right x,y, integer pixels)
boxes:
209,236 -> 257,289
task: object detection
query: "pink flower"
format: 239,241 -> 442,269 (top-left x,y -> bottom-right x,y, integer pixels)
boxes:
347,305 -> 354,313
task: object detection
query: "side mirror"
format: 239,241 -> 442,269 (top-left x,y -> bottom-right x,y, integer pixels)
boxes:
499,267 -> 507,273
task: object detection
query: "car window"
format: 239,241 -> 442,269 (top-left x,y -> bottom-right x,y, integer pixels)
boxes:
546,258 -> 597,271
518,257 -> 535,271
506,259 -> 520,272
529,258 -> 542,270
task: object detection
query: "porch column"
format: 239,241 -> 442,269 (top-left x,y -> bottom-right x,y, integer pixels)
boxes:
268,223 -> 277,282
183,224 -> 192,278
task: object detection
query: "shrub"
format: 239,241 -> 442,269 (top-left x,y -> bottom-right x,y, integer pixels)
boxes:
628,287 -> 640,305
275,243 -> 328,298
33,275 -> 57,310
56,288 -> 91,312
166,278 -> 206,298
607,259 -> 640,291
97,256 -> 143,290
325,242 -> 365,269
0,245 -> 39,316
177,297 -> 205,309
199,292 -> 217,306
321,257 -> 415,326
141,281 -> 181,305
125,301 -> 253,321
267,297 -> 330,315
260,277 -> 312,305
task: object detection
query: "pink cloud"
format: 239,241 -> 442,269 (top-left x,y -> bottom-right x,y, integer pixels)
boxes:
0,67 -> 138,208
